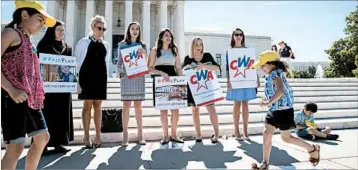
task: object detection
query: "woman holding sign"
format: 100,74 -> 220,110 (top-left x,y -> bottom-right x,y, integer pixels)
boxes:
117,22 -> 147,146
182,36 -> 220,143
75,15 -> 110,148
148,28 -> 184,145
226,28 -> 260,141
37,20 -> 74,154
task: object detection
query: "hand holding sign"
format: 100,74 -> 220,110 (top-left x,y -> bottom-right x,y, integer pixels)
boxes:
120,44 -> 149,79
194,62 -> 206,70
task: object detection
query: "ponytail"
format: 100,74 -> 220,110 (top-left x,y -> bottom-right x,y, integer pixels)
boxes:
5,20 -> 17,28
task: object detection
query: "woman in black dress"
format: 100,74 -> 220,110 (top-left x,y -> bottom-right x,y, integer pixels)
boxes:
148,28 -> 184,145
182,36 -> 220,143
37,21 -> 74,153
74,15 -> 109,148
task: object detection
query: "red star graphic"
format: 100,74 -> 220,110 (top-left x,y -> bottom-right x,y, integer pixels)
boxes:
128,57 -> 139,67
234,67 -> 250,78
197,79 -> 209,91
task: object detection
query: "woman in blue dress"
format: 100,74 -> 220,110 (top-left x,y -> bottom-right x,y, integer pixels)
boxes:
226,28 -> 260,141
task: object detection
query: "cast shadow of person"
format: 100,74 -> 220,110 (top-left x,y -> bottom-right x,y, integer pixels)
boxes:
185,142 -> 242,169
16,152 -> 67,169
239,140 -> 298,166
41,148 -> 96,169
97,144 -> 147,169
145,142 -> 241,169
143,142 -> 188,169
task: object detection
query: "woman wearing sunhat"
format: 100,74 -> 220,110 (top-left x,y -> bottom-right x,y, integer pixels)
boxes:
1,1 -> 56,169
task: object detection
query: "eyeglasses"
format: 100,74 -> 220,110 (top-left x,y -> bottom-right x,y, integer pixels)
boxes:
234,33 -> 244,37
96,27 -> 107,32
56,28 -> 65,32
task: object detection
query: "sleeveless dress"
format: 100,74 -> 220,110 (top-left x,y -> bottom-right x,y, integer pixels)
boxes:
117,42 -> 146,101
78,40 -> 108,100
225,47 -> 257,101
152,49 -> 177,106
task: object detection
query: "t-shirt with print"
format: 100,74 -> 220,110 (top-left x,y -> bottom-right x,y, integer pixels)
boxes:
279,46 -> 292,58
264,69 -> 294,113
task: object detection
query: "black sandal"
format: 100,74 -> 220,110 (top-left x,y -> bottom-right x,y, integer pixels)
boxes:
251,161 -> 269,170
160,137 -> 170,145
211,135 -> 218,144
170,136 -> 184,143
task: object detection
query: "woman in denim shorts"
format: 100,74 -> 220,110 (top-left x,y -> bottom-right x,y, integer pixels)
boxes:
1,1 -> 56,169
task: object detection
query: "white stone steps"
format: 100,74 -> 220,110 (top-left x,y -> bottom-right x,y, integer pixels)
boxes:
71,101 -> 358,118
71,109 -> 358,130
71,96 -> 358,109
71,101 -> 358,113
72,91 -> 358,100
64,117 -> 358,144
71,91 -> 358,100
6,117 -> 358,147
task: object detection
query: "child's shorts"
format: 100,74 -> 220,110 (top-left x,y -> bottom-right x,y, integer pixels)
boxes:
265,108 -> 296,131
1,89 -> 48,144
296,127 -> 323,138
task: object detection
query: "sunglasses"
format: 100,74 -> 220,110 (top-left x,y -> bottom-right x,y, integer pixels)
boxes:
234,33 -> 244,37
96,27 -> 107,32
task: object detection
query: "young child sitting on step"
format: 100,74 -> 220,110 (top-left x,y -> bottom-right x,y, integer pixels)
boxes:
294,102 -> 339,140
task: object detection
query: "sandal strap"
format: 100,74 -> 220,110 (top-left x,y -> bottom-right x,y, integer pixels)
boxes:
308,145 -> 317,153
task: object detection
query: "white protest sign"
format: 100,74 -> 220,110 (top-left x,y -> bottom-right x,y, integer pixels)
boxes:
227,48 -> 258,89
120,44 -> 149,79
185,68 -> 224,107
39,53 -> 77,93
154,76 -> 188,110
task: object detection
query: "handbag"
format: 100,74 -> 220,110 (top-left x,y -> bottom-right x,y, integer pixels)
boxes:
101,109 -> 123,133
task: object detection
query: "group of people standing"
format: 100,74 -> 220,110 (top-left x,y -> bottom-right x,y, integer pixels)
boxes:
1,1 -> 321,170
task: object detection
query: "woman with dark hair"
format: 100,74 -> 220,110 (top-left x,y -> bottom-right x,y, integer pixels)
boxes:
1,1 -> 55,169
278,41 -> 295,70
148,28 -> 184,145
117,22 -> 147,146
271,45 -> 278,53
37,20 -> 74,154
226,28 -> 260,141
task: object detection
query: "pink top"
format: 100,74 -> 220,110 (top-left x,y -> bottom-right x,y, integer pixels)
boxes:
1,29 -> 44,110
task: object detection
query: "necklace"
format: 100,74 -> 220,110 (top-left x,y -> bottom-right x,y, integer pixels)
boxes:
16,26 -> 37,54
53,45 -> 66,55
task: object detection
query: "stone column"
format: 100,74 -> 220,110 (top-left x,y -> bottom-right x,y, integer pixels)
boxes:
159,1 -> 168,29
105,0 -> 113,76
142,1 -> 151,53
85,0 -> 95,35
176,1 -> 185,61
65,0 -> 76,48
125,1 -> 133,29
